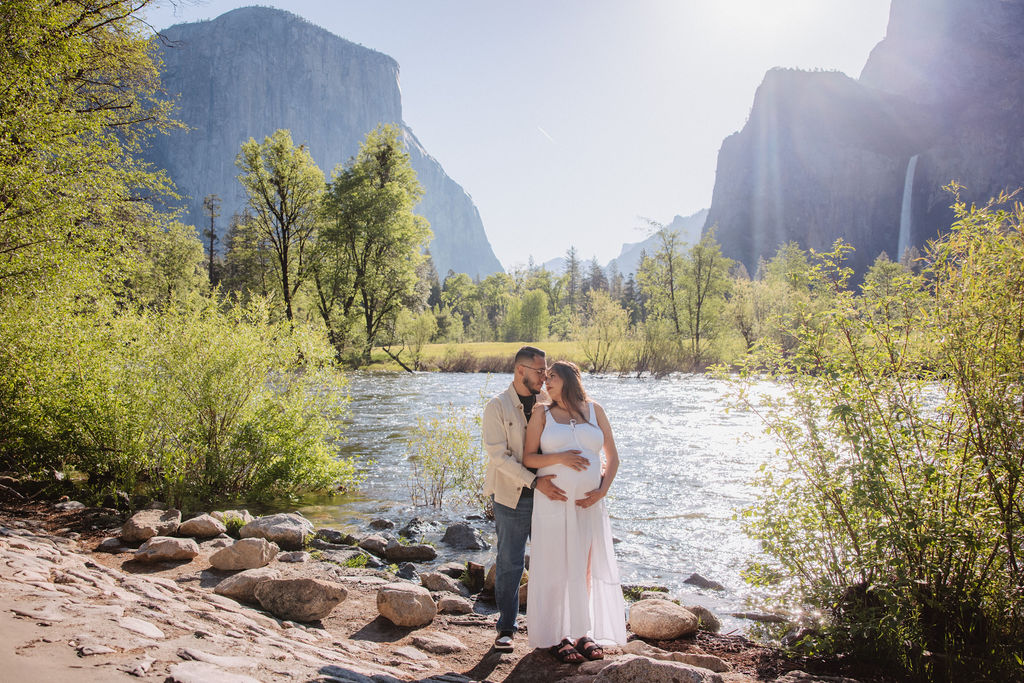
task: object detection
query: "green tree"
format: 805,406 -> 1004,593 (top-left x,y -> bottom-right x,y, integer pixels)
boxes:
236,129 -> 324,322
518,289 -> 550,341
574,290 -> 628,373
318,124 -> 432,363
637,226 -> 687,338
202,194 -> 221,286
681,229 -> 732,368
222,211 -> 274,301
128,219 -> 207,306
563,246 -> 583,315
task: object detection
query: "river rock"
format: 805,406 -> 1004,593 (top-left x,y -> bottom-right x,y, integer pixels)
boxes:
121,509 -> 182,543
179,514 -> 227,539
684,573 -> 726,591
685,604 -> 722,633
214,566 -> 280,603
398,517 -> 433,539
396,563 -> 418,581
358,534 -> 389,556
54,500 -> 85,511
437,561 -> 466,578
239,513 -> 313,550
96,537 -> 130,553
437,595 -> 473,614
210,538 -> 279,570
629,599 -> 699,640
622,640 -> 731,672
464,561 -> 485,593
441,522 -> 490,550
254,577 -> 348,622
278,551 -> 309,563
315,528 -> 358,546
594,654 -> 723,682
369,518 -> 395,530
640,590 -> 674,601
376,582 -> 436,627
135,536 -> 199,562
384,539 -> 437,562
411,631 -> 468,654
420,571 -> 468,596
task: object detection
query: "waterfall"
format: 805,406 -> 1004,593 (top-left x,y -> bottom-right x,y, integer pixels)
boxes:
897,154 -> 919,259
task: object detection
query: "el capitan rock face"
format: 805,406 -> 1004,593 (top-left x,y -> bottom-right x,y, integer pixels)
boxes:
144,6 -> 501,278
706,0 -> 1024,277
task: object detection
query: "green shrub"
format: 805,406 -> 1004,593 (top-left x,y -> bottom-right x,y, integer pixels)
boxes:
728,196 -> 1024,680
406,404 -> 486,512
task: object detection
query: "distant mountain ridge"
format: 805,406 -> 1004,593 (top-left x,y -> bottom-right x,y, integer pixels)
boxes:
705,0 -> 1024,276
143,6 -> 502,278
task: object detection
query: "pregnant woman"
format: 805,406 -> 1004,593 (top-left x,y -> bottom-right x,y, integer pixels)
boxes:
522,360 -> 627,663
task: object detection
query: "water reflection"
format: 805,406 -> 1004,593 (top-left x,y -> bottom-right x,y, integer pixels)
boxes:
283,371 -> 783,629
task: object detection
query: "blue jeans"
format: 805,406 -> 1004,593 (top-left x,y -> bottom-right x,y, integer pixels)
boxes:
493,493 -> 533,633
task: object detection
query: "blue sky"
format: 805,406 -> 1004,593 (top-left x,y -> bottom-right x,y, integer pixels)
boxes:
144,0 -> 891,270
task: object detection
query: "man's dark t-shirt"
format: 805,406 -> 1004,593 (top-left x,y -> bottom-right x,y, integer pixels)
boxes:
518,392 -> 538,495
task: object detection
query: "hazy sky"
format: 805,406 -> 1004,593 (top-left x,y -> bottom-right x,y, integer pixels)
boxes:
144,0 -> 892,270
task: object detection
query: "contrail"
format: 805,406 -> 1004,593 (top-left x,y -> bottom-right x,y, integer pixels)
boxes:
536,125 -> 556,144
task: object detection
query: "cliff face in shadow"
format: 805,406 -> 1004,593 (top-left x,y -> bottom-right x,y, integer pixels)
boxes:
706,0 -> 1024,276
144,6 -> 502,278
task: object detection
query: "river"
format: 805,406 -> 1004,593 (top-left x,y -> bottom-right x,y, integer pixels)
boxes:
288,371 -> 785,633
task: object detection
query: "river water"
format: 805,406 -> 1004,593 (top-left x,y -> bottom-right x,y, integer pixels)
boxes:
289,371 -> 784,632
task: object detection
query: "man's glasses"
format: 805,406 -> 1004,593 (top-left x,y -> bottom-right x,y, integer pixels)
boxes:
518,363 -> 547,376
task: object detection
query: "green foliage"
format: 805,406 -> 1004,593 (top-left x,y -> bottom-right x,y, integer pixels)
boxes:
342,553 -> 369,569
0,292 -> 359,509
574,290 -> 629,373
406,404 -> 486,512
729,198 -> 1024,679
223,516 -> 246,538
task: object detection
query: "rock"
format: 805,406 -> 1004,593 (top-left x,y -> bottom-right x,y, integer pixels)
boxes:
254,577 -> 348,622
168,661 -> 262,683
211,509 -> 254,525
484,564 -> 496,592
96,537 -> 129,553
396,563 -> 418,581
358,534 -> 389,556
135,536 -> 199,563
420,571 -> 469,596
318,547 -> 367,566
464,561 -> 485,593
239,513 -> 312,551
437,595 -> 473,615
384,539 -> 437,562
278,551 -> 310,563
411,631 -> 468,654
518,582 -> 528,607
117,616 -> 166,639
441,522 -> 489,550
685,604 -> 723,633
54,500 -> 85,511
622,640 -> 731,672
774,672 -> 862,683
684,573 -> 726,591
594,654 -> 723,682
376,582 -> 437,627
368,518 -> 395,530
178,514 -> 227,539
210,538 -> 279,570
398,517 -> 433,539
629,599 -> 699,640
640,590 -> 674,601
315,528 -> 358,546
121,509 -> 182,543
214,566 -> 280,603
437,561 -> 466,578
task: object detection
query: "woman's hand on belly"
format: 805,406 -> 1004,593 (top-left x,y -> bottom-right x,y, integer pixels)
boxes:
554,449 -> 588,471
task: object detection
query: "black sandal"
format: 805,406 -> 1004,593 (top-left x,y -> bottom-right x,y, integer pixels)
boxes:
575,636 -> 604,660
550,637 -> 584,664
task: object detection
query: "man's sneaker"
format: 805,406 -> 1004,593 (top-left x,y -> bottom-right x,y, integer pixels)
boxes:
494,631 -> 514,652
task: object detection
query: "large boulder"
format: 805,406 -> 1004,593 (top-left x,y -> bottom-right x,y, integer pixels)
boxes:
121,509 -> 182,543
210,538 -> 279,571
134,536 -> 199,563
178,514 -> 227,539
254,577 -> 348,622
629,599 -> 699,640
214,566 -> 280,603
358,534 -> 389,557
239,513 -> 313,550
376,583 -> 436,627
441,522 -> 489,550
437,595 -> 473,615
685,604 -> 722,633
594,654 -> 724,682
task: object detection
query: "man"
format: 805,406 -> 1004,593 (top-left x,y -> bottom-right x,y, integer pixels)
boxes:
482,345 -> 567,652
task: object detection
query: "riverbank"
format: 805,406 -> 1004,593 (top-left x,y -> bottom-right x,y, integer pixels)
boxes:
364,341 -> 588,373
0,495 -> 894,683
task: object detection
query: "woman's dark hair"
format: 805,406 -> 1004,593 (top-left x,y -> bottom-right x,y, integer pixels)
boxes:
549,360 -> 590,423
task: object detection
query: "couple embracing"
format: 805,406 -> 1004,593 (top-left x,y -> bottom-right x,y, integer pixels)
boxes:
482,346 -> 627,664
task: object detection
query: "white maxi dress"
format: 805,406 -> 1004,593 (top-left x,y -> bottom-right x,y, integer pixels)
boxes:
527,402 -> 627,648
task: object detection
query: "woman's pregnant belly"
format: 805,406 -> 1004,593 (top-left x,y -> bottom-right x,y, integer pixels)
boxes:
537,452 -> 601,498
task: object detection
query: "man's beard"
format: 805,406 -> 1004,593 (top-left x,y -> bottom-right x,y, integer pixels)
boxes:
525,376 -> 542,395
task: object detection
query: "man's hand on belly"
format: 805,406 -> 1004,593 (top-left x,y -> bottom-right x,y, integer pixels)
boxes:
535,474 -> 567,502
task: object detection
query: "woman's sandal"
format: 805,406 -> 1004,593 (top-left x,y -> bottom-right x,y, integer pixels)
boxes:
575,636 -> 604,660
551,638 -> 585,664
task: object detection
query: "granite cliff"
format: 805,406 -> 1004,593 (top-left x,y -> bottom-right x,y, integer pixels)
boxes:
706,0 -> 1024,277
144,6 -> 502,278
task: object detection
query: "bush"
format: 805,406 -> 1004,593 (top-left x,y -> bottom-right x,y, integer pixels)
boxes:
729,196 -> 1024,679
0,292 -> 359,509
406,404 -> 486,512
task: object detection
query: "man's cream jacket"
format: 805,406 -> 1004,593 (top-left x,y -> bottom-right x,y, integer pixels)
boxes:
482,383 -> 547,509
